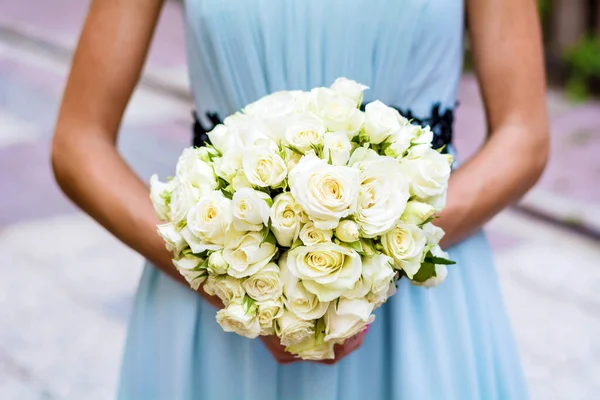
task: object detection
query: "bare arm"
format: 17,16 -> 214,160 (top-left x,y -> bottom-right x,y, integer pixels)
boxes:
438,0 -> 549,247
51,0 -> 219,302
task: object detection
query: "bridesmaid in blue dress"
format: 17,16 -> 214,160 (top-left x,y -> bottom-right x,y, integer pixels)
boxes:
52,0 -> 549,399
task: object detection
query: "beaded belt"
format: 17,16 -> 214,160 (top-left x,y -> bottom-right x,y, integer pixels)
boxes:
193,103 -> 454,153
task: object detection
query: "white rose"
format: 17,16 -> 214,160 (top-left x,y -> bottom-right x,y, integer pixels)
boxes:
149,174 -> 176,221
157,222 -> 187,255
213,152 -> 243,183
335,219 -> 360,243
279,252 -> 330,320
244,91 -> 305,141
275,310 -> 315,346
232,188 -> 271,232
330,77 -> 369,107
323,131 -> 352,166
310,87 -> 364,137
283,112 -> 326,152
203,274 -> 245,306
351,152 -> 410,237
383,124 -> 421,158
183,191 -> 233,252
231,171 -> 253,190
363,100 -> 411,144
169,179 -> 200,224
216,302 -> 261,339
289,153 -> 360,230
256,298 -> 284,335
411,125 -> 434,146
422,222 -> 445,244
223,231 -> 277,278
299,222 -> 332,246
287,243 -> 362,302
362,254 -> 396,305
242,146 -> 287,188
207,250 -> 229,275
172,254 -> 207,290
281,147 -> 303,172
401,146 -> 451,207
381,222 -> 427,278
175,147 -> 218,193
207,124 -> 234,153
324,298 -> 374,343
286,337 -> 335,361
242,262 -> 283,302
400,200 -> 436,225
270,192 -> 305,247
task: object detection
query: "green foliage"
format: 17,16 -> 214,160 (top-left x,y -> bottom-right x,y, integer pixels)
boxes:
563,36 -> 600,101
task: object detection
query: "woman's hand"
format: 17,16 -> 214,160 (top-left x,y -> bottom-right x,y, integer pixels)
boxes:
261,331 -> 366,365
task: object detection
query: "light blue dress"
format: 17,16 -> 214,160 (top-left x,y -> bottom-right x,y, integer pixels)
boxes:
118,1 -> 529,399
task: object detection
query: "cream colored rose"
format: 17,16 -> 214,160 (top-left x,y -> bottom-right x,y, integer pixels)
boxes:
362,254 -> 396,305
216,302 -> 261,339
175,147 -> 218,193
401,146 -> 451,208
422,222 -> 445,244
172,254 -> 206,290
284,112 -> 326,152
242,262 -> 283,302
279,252 -> 330,320
242,146 -> 287,188
212,152 -> 243,183
169,179 -> 200,224
351,151 -> 410,237
401,200 -> 436,225
183,191 -> 233,253
270,192 -> 305,247
289,153 -> 360,230
157,222 -> 187,255
287,243 -> 362,302
244,91 -> 306,141
383,124 -> 421,158
323,131 -> 352,166
344,253 -> 395,304
335,219 -> 360,243
223,231 -> 277,278
299,222 -> 332,246
363,100 -> 411,144
275,310 -> 315,346
310,87 -> 364,137
286,333 -> 335,360
207,124 -> 234,153
203,274 -> 245,306
324,298 -> 374,343
281,147 -> 303,172
232,188 -> 271,232
149,174 -> 176,221
207,250 -> 229,275
381,222 -> 427,278
330,77 -> 369,107
256,298 -> 284,335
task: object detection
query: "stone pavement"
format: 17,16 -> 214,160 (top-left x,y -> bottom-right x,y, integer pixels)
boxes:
1,2 -> 599,399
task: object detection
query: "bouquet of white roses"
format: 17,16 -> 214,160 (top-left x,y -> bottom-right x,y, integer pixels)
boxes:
150,78 -> 454,360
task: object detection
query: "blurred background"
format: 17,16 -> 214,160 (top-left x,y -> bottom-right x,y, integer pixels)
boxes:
0,1 -> 599,399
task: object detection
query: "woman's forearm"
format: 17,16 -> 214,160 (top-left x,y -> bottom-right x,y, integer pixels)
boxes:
52,129 -> 193,284
438,123 -> 548,248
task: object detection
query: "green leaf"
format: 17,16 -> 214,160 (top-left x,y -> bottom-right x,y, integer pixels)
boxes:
284,145 -> 304,156
217,177 -> 230,189
420,215 -> 439,226
309,142 -> 322,158
194,257 -> 210,271
345,240 -> 363,253
220,188 -> 233,200
425,256 -> 456,265
260,220 -> 273,246
411,262 -> 436,283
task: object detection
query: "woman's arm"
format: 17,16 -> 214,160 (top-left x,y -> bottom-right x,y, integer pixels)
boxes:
52,0 -> 219,306
438,0 -> 549,248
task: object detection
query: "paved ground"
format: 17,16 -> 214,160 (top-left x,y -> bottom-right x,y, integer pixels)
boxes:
1,2 -> 599,399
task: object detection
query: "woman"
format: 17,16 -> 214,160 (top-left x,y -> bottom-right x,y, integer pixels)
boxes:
52,0 -> 548,398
